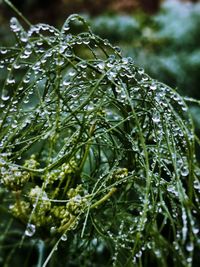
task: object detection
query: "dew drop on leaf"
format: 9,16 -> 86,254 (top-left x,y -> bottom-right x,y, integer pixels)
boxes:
61,233 -> 68,241
152,113 -> 160,123
25,223 -> 36,237
186,242 -> 194,252
1,94 -> 10,101
150,83 -> 157,91
181,166 -> 189,177
0,49 -> 8,55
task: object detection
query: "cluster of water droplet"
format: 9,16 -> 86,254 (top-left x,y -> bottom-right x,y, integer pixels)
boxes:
0,14 -> 199,266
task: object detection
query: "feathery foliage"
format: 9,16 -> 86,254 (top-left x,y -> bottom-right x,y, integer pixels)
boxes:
0,11 -> 200,267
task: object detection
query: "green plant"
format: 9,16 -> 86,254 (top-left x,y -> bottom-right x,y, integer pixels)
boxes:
0,7 -> 200,267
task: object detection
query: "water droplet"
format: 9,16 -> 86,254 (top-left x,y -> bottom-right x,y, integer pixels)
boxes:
10,17 -> 21,33
7,77 -> 15,84
97,61 -> 105,70
11,120 -> 18,129
186,242 -> 194,252
61,233 -> 68,241
50,226 -> 57,234
152,112 -> 160,123
23,77 -> 30,84
136,251 -> 142,258
193,179 -> 200,190
64,24 -> 70,31
1,94 -> 10,101
192,226 -> 199,234
154,249 -> 161,258
13,63 -> 20,69
138,68 -> 144,75
122,58 -> 128,64
79,61 -> 87,69
167,185 -> 179,197
63,80 -> 70,86
0,49 -> 8,55
181,166 -> 189,177
107,70 -> 117,80
187,257 -> 192,263
150,83 -> 157,91
115,46 -> 121,53
65,49 -> 73,57
20,33 -> 28,43
25,223 -> 36,237
69,70 -> 76,77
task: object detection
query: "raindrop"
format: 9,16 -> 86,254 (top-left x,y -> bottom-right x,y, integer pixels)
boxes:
97,61 -> 105,70
56,59 -> 64,66
0,49 -> 8,55
63,24 -> 70,31
79,61 -> 87,69
136,251 -> 142,258
63,80 -> 70,86
25,223 -> 36,237
61,234 -> 68,241
138,68 -> 144,75
7,77 -> 15,84
181,166 -> 189,177
187,257 -> 192,263
182,105 -> 187,112
50,226 -> 57,234
10,17 -> 20,32
23,98 -> 30,104
65,49 -> 73,57
13,63 -> 20,69
115,46 -> 121,53
193,179 -> 200,190
152,112 -> 160,123
150,83 -> 157,91
107,70 -> 117,80
192,226 -> 199,234
23,77 -> 30,84
11,120 -> 18,129
20,33 -> 28,43
122,58 -> 128,65
1,94 -> 10,101
83,39 -> 90,45
154,249 -> 161,258
36,40 -> 43,46
186,242 -> 194,252
24,48 -> 32,56
69,70 -> 76,77
167,185 -> 178,197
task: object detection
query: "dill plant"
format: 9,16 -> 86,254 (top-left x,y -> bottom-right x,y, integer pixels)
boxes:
0,9 -> 200,267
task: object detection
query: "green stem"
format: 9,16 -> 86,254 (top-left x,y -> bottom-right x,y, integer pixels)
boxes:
4,0 -> 32,27
36,240 -> 45,267
58,215 -> 76,233
79,122 -> 96,172
91,187 -> 117,209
